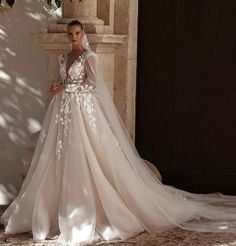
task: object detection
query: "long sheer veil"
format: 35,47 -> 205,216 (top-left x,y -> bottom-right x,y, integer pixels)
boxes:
83,32 -> 162,178
83,32 -> 236,234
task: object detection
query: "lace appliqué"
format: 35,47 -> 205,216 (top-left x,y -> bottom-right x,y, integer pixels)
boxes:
59,53 -> 86,85
55,51 -> 96,159
74,91 -> 96,133
55,93 -> 72,159
56,138 -> 63,160
55,90 -> 96,159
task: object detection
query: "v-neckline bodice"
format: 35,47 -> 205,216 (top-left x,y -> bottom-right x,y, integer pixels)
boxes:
65,51 -> 86,78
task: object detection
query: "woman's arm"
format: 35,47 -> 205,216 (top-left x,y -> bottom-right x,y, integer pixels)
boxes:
50,54 -> 67,96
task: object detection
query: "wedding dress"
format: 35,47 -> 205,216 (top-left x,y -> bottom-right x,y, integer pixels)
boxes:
1,34 -> 236,245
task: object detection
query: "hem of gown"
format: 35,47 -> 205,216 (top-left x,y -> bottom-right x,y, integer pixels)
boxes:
30,229 -> 146,245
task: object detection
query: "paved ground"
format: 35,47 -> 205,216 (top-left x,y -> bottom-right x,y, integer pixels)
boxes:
1,206 -> 236,246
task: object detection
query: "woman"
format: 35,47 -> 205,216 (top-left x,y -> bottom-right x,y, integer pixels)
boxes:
1,20 -> 236,245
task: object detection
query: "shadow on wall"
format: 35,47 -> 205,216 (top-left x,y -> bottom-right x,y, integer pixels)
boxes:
0,0 -> 61,204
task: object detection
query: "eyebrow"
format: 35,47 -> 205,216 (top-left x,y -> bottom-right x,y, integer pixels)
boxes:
68,31 -> 80,34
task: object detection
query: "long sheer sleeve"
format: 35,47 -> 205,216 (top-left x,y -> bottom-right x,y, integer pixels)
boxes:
58,54 -> 66,85
65,53 -> 98,93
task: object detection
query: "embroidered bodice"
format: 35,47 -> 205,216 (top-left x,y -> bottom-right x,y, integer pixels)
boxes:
49,50 -> 99,159
58,50 -> 97,93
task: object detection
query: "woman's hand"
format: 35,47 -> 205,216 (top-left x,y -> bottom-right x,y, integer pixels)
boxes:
50,83 -> 65,96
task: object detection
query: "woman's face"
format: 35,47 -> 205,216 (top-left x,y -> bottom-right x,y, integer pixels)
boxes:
67,25 -> 84,47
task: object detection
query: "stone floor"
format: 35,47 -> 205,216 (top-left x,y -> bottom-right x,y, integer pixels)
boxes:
1,206 -> 236,246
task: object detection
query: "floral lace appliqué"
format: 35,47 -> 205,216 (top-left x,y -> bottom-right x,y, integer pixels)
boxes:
55,51 -> 97,159
79,93 -> 96,133
55,91 -> 97,159
55,93 -> 72,159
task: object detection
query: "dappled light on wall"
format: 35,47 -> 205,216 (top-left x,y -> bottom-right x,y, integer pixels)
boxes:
0,0 -> 61,204
0,0 -> 62,14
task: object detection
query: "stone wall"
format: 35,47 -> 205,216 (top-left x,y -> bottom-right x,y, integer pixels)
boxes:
0,0 -> 61,204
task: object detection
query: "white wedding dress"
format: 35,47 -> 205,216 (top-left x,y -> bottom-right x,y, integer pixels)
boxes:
2,47 -> 236,245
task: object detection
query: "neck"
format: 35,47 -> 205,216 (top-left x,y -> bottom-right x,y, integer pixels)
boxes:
71,44 -> 84,52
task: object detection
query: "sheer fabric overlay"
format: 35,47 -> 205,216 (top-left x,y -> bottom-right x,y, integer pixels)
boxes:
1,33 -> 236,245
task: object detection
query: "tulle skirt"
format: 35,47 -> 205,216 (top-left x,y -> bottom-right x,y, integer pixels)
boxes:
1,90 -> 236,245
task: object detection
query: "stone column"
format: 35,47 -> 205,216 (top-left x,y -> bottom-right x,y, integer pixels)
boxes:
49,0 -> 105,33
62,0 -> 103,24
113,0 -> 139,140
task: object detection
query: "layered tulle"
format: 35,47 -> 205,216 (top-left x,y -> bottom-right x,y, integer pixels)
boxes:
2,42 -> 236,245
1,89 -> 236,245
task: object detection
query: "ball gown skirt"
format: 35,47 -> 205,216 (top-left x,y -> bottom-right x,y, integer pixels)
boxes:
1,50 -> 236,245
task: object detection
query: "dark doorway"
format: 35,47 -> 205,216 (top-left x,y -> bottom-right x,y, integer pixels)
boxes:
136,0 -> 236,194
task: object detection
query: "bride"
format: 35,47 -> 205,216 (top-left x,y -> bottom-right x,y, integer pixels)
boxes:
1,20 -> 236,245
